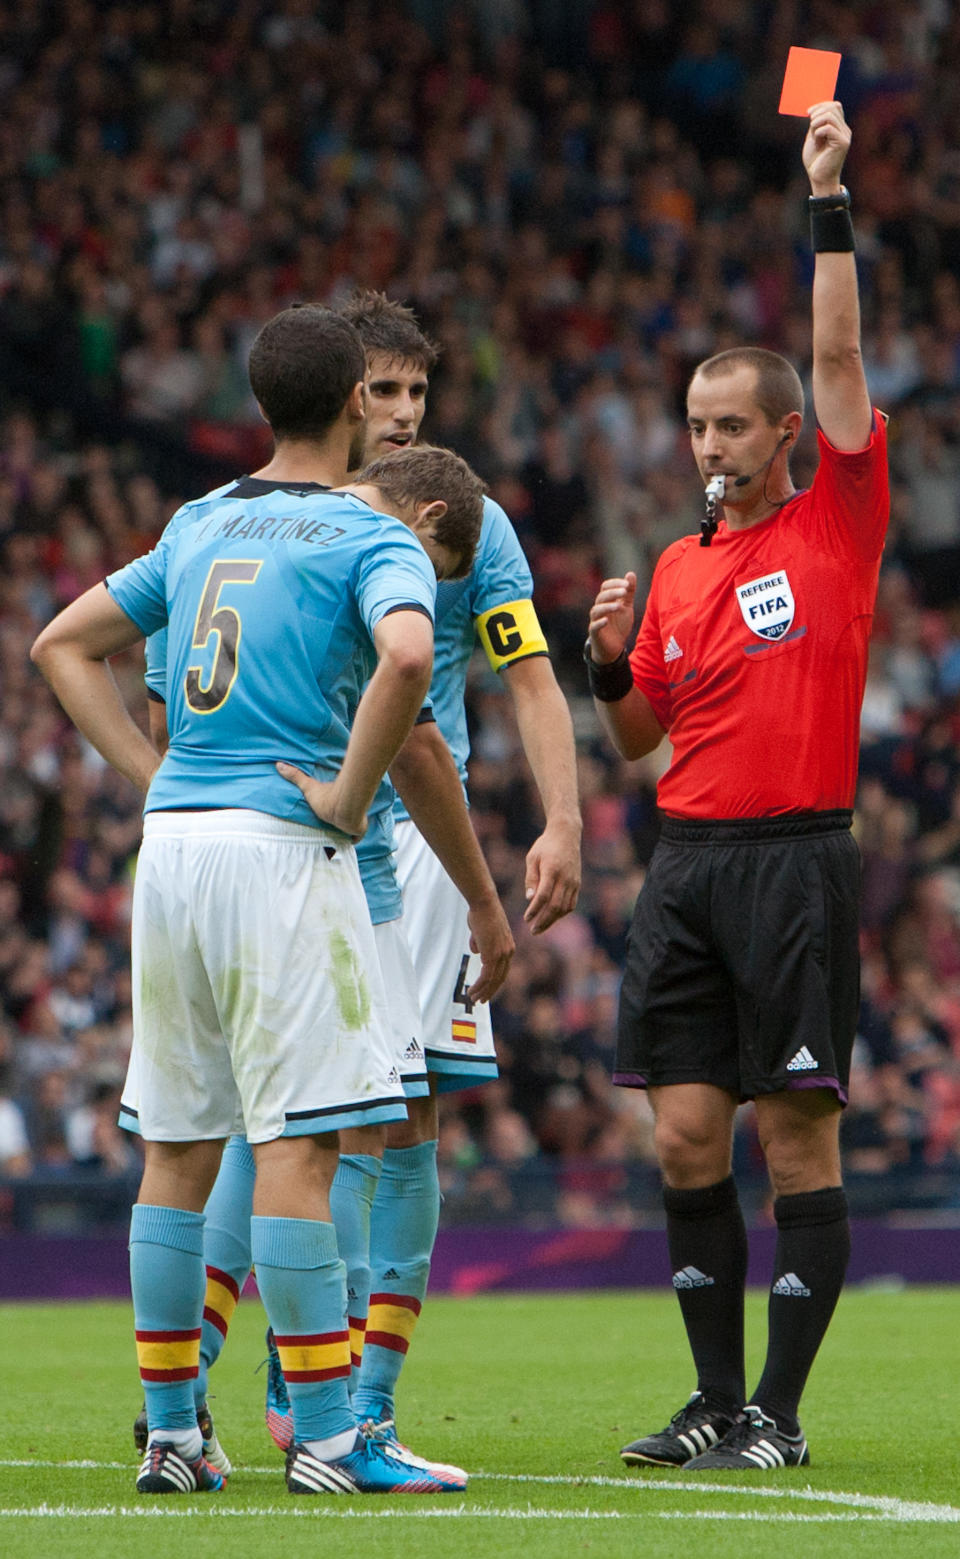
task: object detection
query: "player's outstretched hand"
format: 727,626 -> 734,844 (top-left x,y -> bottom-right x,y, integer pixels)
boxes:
523,818 -> 582,934
466,894 -> 515,1003
588,572 -> 637,665
803,100 -> 851,192
276,762 -> 369,842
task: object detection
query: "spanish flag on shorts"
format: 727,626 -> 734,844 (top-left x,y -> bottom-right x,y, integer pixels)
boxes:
451,1018 -> 476,1044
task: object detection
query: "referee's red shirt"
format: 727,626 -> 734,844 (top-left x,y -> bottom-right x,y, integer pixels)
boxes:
630,413 -> 889,819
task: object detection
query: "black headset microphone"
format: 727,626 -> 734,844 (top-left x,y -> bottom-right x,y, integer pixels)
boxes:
733,431 -> 793,488
700,431 -> 793,546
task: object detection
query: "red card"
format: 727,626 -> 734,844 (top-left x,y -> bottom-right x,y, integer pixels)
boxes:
778,46 -> 841,117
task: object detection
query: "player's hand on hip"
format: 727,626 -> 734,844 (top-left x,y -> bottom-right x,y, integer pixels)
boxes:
276,762 -> 368,842
523,819 -> 582,934
466,895 -> 515,1003
588,572 -> 637,663
803,101 -> 851,192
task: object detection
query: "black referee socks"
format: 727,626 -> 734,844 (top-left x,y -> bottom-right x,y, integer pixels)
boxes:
752,1185 -> 851,1435
663,1175 -> 748,1414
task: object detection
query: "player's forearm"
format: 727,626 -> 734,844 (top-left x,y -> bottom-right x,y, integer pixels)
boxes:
506,664 -> 581,832
147,697 -> 170,756
390,725 -> 501,909
32,646 -> 160,793
338,650 -> 432,826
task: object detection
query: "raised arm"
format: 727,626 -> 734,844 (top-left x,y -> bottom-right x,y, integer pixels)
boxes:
805,101 -> 873,452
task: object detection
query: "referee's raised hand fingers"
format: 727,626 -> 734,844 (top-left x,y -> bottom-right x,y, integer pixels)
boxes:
593,579 -> 634,607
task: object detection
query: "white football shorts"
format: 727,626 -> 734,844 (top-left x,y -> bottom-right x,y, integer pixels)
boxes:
394,817 -> 497,1093
373,916 -> 429,1098
121,810 -> 407,1144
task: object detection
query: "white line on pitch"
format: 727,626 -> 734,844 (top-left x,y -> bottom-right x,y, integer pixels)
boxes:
0,1505 -> 934,1523
1,1461 -> 958,1524
483,1471 -> 960,1522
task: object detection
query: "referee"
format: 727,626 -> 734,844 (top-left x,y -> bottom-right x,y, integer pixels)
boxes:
586,102 -> 888,1472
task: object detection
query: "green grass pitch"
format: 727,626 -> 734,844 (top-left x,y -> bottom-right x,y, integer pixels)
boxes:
0,1286 -> 957,1559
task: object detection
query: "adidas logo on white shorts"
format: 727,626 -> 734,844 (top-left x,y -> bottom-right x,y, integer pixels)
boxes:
786,1046 -> 818,1072
403,1039 -> 424,1061
772,1271 -> 811,1297
672,1266 -> 715,1289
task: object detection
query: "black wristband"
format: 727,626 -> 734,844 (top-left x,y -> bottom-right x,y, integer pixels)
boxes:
583,641 -> 634,702
809,187 -> 854,253
808,186 -> 850,210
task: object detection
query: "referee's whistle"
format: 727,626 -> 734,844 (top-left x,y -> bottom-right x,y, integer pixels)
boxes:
701,474 -> 726,547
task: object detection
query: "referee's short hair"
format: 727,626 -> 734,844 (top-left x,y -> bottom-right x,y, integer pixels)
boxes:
249,305 -> 365,440
339,289 -> 440,373
358,444 -> 484,579
691,346 -> 805,424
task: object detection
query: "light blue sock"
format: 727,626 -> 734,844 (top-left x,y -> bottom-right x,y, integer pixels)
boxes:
250,1215 -> 355,1446
354,1140 -> 439,1421
130,1203 -> 205,1434
329,1153 -> 382,1396
195,1135 -> 256,1407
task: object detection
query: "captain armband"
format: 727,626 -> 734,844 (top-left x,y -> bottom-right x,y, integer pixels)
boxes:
475,598 -> 548,672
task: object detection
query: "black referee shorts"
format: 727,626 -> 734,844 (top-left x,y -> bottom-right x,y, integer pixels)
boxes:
614,811 -> 860,1103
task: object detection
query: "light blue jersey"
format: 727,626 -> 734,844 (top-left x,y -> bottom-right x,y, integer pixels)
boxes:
392,496 -> 545,824
110,477 -> 435,838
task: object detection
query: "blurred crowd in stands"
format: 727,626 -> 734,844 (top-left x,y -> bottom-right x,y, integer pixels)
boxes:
3,0 -> 960,1228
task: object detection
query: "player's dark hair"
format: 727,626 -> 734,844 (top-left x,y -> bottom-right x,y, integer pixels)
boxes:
248,305 -> 365,440
691,347 -> 805,424
339,289 -> 440,373
358,444 -> 484,579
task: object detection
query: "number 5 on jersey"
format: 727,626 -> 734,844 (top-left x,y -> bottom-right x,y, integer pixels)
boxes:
185,559 -> 263,714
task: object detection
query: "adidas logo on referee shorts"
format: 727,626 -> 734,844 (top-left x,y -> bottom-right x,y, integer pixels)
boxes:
786,1046 -> 818,1072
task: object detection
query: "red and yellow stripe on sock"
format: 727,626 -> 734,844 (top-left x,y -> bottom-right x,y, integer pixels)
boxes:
202,1265 -> 240,1340
365,1293 -> 422,1355
273,1330 -> 351,1383
136,1327 -> 201,1383
348,1313 -> 367,1371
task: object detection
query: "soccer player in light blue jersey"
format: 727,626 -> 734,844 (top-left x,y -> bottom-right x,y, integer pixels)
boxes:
134,440 -> 509,1479
334,294 -> 582,1445
30,305 -> 475,1499
137,293 -> 578,1467
135,453 -> 510,1479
